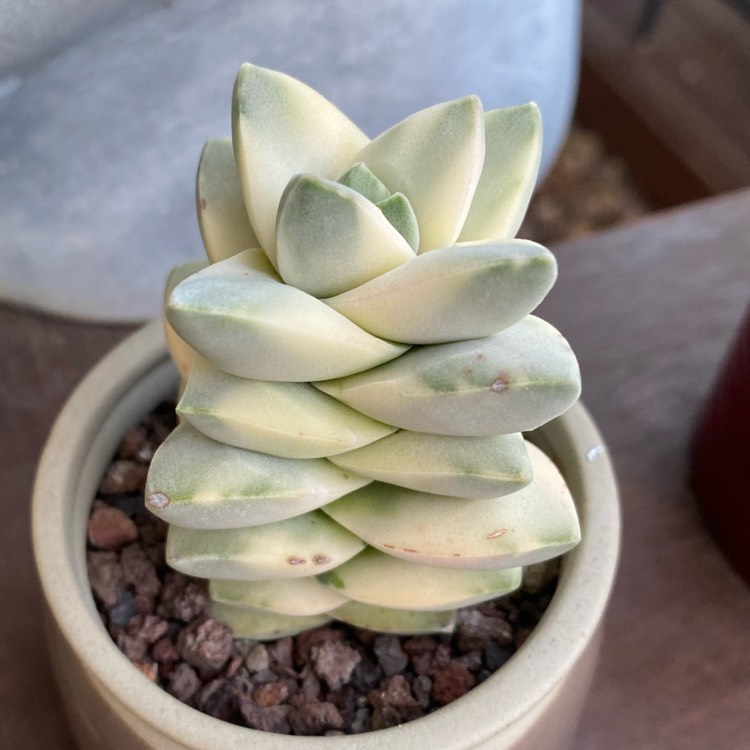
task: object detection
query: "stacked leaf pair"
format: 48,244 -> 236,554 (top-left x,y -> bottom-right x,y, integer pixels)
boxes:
146,64 -> 582,639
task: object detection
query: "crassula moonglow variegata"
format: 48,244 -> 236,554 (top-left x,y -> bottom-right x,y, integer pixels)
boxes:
146,63 -> 582,639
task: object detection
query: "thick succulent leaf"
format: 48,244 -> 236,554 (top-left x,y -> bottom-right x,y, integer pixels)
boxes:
275,174 -> 415,298
146,424 -> 370,529
316,316 -> 580,435
167,249 -> 409,382
323,442 -> 580,569
324,240 -> 556,343
163,260 -> 207,380
459,103 -> 542,242
376,192 -> 419,250
178,357 -> 395,459
210,577 -> 348,616
166,510 -> 365,580
212,601 -> 332,640
328,431 -> 531,499
338,162 -> 391,204
232,63 -> 368,264
196,138 -> 259,263
319,547 -> 521,611
331,601 -> 455,635
352,96 -> 484,253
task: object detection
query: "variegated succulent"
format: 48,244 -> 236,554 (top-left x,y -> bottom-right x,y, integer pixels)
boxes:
146,63 -> 582,640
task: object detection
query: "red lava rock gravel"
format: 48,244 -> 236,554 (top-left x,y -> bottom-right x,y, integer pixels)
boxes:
87,403 -> 559,736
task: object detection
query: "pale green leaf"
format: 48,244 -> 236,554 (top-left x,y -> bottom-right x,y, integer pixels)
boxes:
323,442 -> 581,569
459,103 -> 542,242
275,174 -> 414,298
376,192 -> 419,250
337,162 -> 391,204
196,138 -> 260,263
178,356 -> 395,458
232,64 -> 368,264
319,547 -> 521,611
211,601 -> 332,640
210,576 -> 348,616
316,316 -> 580,435
352,96 -> 484,252
163,260 -> 207,380
146,423 -> 370,529
166,510 -> 365,580
324,240 -> 556,343
167,249 -> 409,381
331,600 -> 455,635
329,431 -> 531,499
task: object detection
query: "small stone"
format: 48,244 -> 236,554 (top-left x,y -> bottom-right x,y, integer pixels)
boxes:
87,551 -> 123,607
350,658 -> 383,693
239,701 -> 292,733
373,634 -> 408,677
99,459 -> 148,494
293,626 -> 344,666
87,505 -> 138,550
455,608 -> 513,651
252,681 -> 289,707
121,543 -> 161,599
110,586 -> 138,626
194,678 -> 236,721
168,663 -> 201,702
411,674 -> 432,708
118,426 -> 149,461
152,637 -> 179,664
350,706 -> 372,734
485,642 -> 513,671
290,665 -> 321,706
412,642 -> 451,677
177,617 -> 233,672
266,636 -> 294,671
289,702 -> 344,735
431,661 -> 475,705
245,644 -> 270,673
312,640 -> 362,691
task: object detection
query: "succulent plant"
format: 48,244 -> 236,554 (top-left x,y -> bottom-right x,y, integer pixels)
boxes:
146,63 -> 581,640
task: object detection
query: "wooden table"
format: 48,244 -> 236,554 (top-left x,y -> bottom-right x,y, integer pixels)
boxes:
2,189 -> 749,749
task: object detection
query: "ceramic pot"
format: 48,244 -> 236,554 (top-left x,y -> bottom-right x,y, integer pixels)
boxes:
32,320 -> 619,750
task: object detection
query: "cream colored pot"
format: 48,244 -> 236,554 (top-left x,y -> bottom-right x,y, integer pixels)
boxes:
32,320 -> 619,750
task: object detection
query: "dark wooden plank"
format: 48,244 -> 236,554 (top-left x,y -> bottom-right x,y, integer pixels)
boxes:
581,0 -> 750,197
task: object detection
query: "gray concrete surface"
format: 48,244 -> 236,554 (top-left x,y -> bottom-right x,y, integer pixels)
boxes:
0,0 -> 580,321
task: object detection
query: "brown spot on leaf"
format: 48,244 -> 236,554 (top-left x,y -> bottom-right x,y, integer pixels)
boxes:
147,492 -> 170,509
403,548 -> 418,554
383,544 -> 395,549
490,374 -> 510,393
200,198 -> 207,210
313,554 -> 331,565
486,529 -> 507,540
287,557 -> 306,566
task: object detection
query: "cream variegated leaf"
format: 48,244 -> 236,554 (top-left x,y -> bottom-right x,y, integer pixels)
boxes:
178,356 -> 395,458
232,63 -> 368,264
323,442 -> 580,569
316,316 -> 580,436
319,547 -> 521,611
163,260 -> 207,380
324,240 -> 556,343
331,600 -> 455,635
210,576 -> 348,616
146,423 -> 370,529
196,138 -> 260,263
211,601 -> 332,640
167,249 -> 409,382
459,103 -> 542,242
167,510 -> 365,580
328,431 -> 531,499
275,174 -> 414,298
352,96 -> 484,253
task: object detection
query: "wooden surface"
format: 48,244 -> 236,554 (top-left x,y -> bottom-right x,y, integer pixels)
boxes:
581,0 -> 750,204
2,190 -> 750,748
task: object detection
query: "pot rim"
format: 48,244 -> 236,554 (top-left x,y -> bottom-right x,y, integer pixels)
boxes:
32,319 -> 620,748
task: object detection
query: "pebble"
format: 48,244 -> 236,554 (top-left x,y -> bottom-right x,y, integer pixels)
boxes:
245,644 -> 270,673
239,701 -> 292,733
373,634 -> 408,677
177,618 -> 233,672
431,661 -> 476,705
87,551 -> 123,607
87,505 -> 138,550
289,702 -> 344,735
99,459 -> 148,494
311,640 -> 362,691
